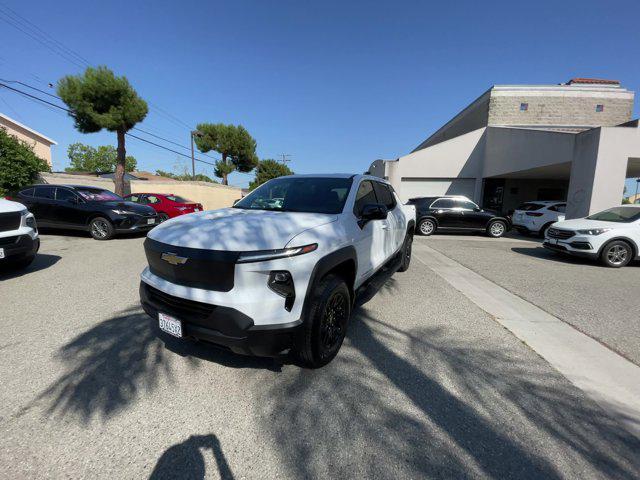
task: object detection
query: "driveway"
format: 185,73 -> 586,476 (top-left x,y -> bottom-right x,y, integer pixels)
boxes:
422,232 -> 640,366
0,233 -> 639,479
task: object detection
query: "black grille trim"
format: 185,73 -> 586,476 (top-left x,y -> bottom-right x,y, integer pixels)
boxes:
0,235 -> 21,246
0,212 -> 21,233
145,284 -> 216,321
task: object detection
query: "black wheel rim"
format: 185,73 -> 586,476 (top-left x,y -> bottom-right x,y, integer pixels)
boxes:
320,292 -> 348,357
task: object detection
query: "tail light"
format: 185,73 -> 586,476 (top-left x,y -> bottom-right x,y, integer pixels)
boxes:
526,212 -> 544,217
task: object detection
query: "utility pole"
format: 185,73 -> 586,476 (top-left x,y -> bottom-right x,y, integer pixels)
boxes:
279,154 -> 291,164
190,130 -> 203,180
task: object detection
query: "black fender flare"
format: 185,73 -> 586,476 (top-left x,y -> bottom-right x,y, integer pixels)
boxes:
302,246 -> 358,317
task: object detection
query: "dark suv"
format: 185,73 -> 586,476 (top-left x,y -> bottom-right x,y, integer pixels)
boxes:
14,185 -> 158,240
408,195 -> 511,237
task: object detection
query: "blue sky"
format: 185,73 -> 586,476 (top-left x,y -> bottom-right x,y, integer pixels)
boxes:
1,0 -> 639,190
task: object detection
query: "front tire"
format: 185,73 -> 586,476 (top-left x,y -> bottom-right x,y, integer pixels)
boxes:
397,232 -> 413,272
295,274 -> 351,368
600,240 -> 632,268
486,220 -> 507,238
89,217 -> 115,240
417,218 -> 436,236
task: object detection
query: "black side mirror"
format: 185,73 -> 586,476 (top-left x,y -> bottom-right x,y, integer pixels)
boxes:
359,203 -> 388,227
233,198 -> 240,206
474,207 -> 481,212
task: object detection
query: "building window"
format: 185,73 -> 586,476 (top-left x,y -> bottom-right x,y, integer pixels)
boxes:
596,104 -> 604,112
520,102 -> 528,111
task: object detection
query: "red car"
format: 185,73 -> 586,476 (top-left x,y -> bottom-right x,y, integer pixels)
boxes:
124,193 -> 203,222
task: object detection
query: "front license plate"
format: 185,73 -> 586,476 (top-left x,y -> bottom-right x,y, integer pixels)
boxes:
159,312 -> 182,337
0,248 -> 4,259
147,218 -> 156,225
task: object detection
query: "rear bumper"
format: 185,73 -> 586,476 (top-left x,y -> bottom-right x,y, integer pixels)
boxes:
0,235 -> 39,261
139,281 -> 302,357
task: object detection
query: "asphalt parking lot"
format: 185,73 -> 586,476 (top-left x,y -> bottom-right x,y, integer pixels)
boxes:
1,232 -> 639,479
425,232 -> 640,366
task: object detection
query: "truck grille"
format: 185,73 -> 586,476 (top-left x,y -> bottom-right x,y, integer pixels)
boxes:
144,284 -> 215,322
0,212 -> 21,232
144,238 -> 238,292
547,228 -> 575,240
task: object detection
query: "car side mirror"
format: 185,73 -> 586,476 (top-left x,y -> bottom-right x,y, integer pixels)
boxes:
359,203 -> 388,227
233,198 -> 240,206
68,197 -> 79,204
474,207 -> 481,212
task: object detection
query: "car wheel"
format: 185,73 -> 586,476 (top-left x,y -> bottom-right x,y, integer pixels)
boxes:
158,213 -> 170,222
600,240 -> 632,268
89,217 -> 115,240
397,232 -> 413,272
295,274 -> 351,368
487,220 -> 507,238
418,218 -> 436,236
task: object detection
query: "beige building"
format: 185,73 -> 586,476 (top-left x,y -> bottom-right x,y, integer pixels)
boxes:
0,113 -> 57,166
370,78 -> 640,219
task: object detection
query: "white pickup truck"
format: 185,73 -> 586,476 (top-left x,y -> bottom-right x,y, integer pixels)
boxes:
140,174 -> 416,367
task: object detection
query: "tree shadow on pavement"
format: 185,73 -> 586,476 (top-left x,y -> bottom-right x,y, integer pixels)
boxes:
0,253 -> 61,280
149,434 -> 234,480
258,276 -> 640,479
32,306 -> 277,423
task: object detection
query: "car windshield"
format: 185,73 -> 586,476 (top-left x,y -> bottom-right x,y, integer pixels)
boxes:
234,177 -> 353,214
587,206 -> 640,223
76,188 -> 122,202
166,195 -> 190,203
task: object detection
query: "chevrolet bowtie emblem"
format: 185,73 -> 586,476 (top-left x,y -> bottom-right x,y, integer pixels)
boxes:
161,252 -> 188,266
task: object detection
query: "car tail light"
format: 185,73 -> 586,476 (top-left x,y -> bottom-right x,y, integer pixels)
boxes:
526,212 -> 544,217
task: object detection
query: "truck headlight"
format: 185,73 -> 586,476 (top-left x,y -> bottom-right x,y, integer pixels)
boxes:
21,211 -> 37,231
577,228 -> 610,236
237,243 -> 317,263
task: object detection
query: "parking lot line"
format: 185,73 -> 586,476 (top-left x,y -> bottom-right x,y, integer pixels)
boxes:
413,243 -> 640,439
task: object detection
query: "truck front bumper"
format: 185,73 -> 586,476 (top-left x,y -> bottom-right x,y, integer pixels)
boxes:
140,281 -> 302,357
0,235 -> 40,262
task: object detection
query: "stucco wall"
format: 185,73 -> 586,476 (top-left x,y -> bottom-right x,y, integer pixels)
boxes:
413,91 -> 490,151
0,121 -> 55,166
130,181 -> 241,211
483,127 -> 576,178
39,173 -> 243,210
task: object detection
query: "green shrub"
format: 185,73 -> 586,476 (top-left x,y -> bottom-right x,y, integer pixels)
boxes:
0,127 -> 50,196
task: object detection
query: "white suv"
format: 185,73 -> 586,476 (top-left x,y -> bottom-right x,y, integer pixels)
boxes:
139,174 -> 416,367
0,198 -> 39,269
513,201 -> 566,237
543,205 -> 640,267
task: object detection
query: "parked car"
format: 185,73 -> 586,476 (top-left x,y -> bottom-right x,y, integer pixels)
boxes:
408,195 -> 510,238
14,185 -> 158,240
512,201 -> 566,237
0,198 -> 39,269
139,174 -> 416,367
543,205 -> 640,267
123,193 -> 203,222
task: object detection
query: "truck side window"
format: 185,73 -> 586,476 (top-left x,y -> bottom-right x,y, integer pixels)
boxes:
353,180 -> 377,216
373,182 -> 396,210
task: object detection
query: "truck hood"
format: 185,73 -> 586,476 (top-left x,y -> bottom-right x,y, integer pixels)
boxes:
0,198 -> 26,213
553,218 -> 627,230
147,207 -> 338,251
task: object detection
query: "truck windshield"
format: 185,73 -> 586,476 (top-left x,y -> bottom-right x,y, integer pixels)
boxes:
234,177 -> 353,214
587,206 -> 640,223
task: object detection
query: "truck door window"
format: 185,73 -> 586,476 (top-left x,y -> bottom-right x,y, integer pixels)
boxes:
353,181 -> 377,216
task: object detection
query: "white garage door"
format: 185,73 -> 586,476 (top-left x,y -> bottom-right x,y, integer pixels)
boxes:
399,178 -> 476,202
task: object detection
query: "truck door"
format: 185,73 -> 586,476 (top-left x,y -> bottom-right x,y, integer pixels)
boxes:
352,180 -> 387,280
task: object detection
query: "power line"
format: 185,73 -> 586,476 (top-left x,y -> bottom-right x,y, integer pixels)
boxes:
0,81 -> 219,168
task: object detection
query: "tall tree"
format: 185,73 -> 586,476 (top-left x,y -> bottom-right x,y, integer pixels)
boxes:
57,66 -> 148,195
194,123 -> 258,185
66,142 -> 136,173
249,159 -> 293,190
